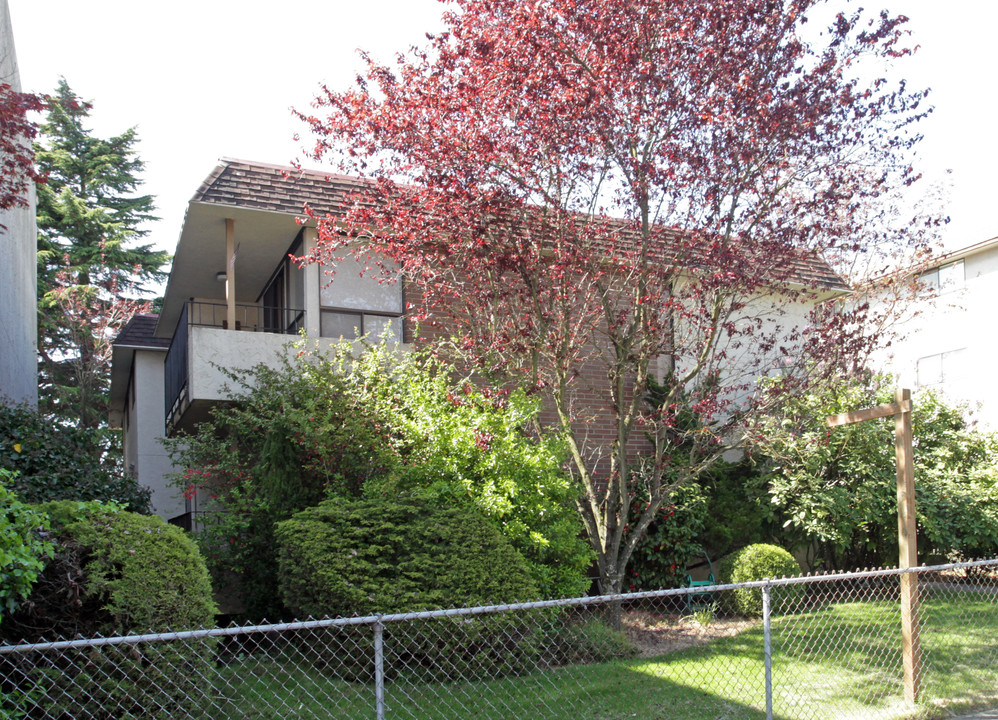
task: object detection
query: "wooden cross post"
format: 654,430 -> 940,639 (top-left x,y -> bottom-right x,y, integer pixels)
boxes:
825,388 -> 922,704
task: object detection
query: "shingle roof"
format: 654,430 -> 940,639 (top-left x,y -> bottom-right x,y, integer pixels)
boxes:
193,158 -> 373,218
193,158 -> 849,293
114,314 -> 171,350
772,245 -> 850,291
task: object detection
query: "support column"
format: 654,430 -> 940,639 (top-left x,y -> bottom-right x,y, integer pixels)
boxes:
225,219 -> 236,331
302,227 -> 321,338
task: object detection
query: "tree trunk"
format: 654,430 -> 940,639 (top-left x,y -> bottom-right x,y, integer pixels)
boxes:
598,562 -> 624,630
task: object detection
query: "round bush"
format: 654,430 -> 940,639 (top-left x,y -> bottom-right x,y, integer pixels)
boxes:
719,543 -> 803,617
0,502 -> 217,719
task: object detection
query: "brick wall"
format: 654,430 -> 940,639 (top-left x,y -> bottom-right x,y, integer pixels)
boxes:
405,291 -> 655,482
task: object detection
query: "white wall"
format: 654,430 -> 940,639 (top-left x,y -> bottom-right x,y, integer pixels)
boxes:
0,0 -> 38,408
129,350 -> 183,518
876,244 -> 998,429
186,326 -> 410,404
671,279 -> 825,415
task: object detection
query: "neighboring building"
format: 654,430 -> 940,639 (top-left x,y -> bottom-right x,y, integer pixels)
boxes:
110,158 -> 848,524
875,236 -> 998,428
0,0 -> 38,408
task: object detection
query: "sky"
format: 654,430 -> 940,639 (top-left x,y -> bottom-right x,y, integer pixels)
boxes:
8,0 -> 998,262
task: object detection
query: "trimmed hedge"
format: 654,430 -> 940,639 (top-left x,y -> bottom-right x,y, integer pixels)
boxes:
0,502 -> 217,719
283,610 -> 638,684
276,496 -> 539,618
719,543 -> 803,617
276,496 -> 546,681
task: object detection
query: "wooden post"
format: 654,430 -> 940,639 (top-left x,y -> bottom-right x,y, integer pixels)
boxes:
225,218 -> 236,331
895,388 -> 922,703
826,388 -> 921,703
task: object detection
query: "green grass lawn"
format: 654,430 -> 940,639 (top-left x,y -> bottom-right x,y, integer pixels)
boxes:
212,593 -> 998,720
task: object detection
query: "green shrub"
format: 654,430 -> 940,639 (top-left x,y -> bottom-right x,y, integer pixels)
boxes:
627,482 -> 708,591
0,471 -> 54,619
276,496 -> 541,681
696,458 -> 776,561
347,344 -> 592,599
164,352 -> 392,620
50,502 -> 217,633
280,610 -> 636,684
277,496 -> 538,617
169,343 -> 592,618
0,403 -> 150,512
719,543 -> 802,617
754,375 -> 998,569
544,619 -> 639,665
298,614 -> 545,683
0,502 -> 217,719
383,613 -> 638,682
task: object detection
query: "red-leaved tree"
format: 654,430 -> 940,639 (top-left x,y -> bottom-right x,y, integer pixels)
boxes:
296,0 -> 935,598
0,82 -> 45,220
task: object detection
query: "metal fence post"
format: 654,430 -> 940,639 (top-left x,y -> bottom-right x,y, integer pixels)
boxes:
763,580 -> 773,720
374,617 -> 386,720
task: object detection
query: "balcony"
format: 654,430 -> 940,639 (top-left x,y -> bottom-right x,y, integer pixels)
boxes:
164,301 -> 304,434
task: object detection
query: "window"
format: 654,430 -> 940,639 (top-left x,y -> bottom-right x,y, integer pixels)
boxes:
918,260 -> 964,294
319,310 -> 402,341
916,348 -> 967,389
319,253 -> 403,341
260,236 -> 305,333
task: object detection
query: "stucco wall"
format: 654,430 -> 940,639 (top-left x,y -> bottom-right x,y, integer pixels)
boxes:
186,326 -> 412,404
188,327 -> 305,402
668,281 -> 820,424
0,0 -> 38,407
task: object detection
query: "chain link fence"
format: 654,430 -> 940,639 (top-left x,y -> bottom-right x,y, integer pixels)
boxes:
2,558 -> 997,720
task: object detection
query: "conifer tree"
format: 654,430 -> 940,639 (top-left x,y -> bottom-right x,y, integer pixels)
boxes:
35,78 -> 169,429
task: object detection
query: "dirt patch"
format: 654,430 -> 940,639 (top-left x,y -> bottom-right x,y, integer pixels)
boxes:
621,610 -> 759,657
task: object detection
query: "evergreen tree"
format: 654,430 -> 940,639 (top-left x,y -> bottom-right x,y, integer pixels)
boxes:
35,78 -> 169,429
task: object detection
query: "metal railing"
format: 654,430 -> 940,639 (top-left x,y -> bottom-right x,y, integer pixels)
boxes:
163,301 -> 190,428
185,301 -> 304,334
2,558 -> 997,720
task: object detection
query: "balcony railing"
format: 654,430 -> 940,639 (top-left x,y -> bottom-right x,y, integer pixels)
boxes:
185,301 -> 305,334
164,300 -> 305,431
164,302 -> 191,430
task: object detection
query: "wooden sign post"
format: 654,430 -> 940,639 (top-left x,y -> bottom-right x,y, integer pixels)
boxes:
826,388 -> 921,704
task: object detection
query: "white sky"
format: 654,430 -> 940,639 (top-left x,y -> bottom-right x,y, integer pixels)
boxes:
8,0 -> 997,262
